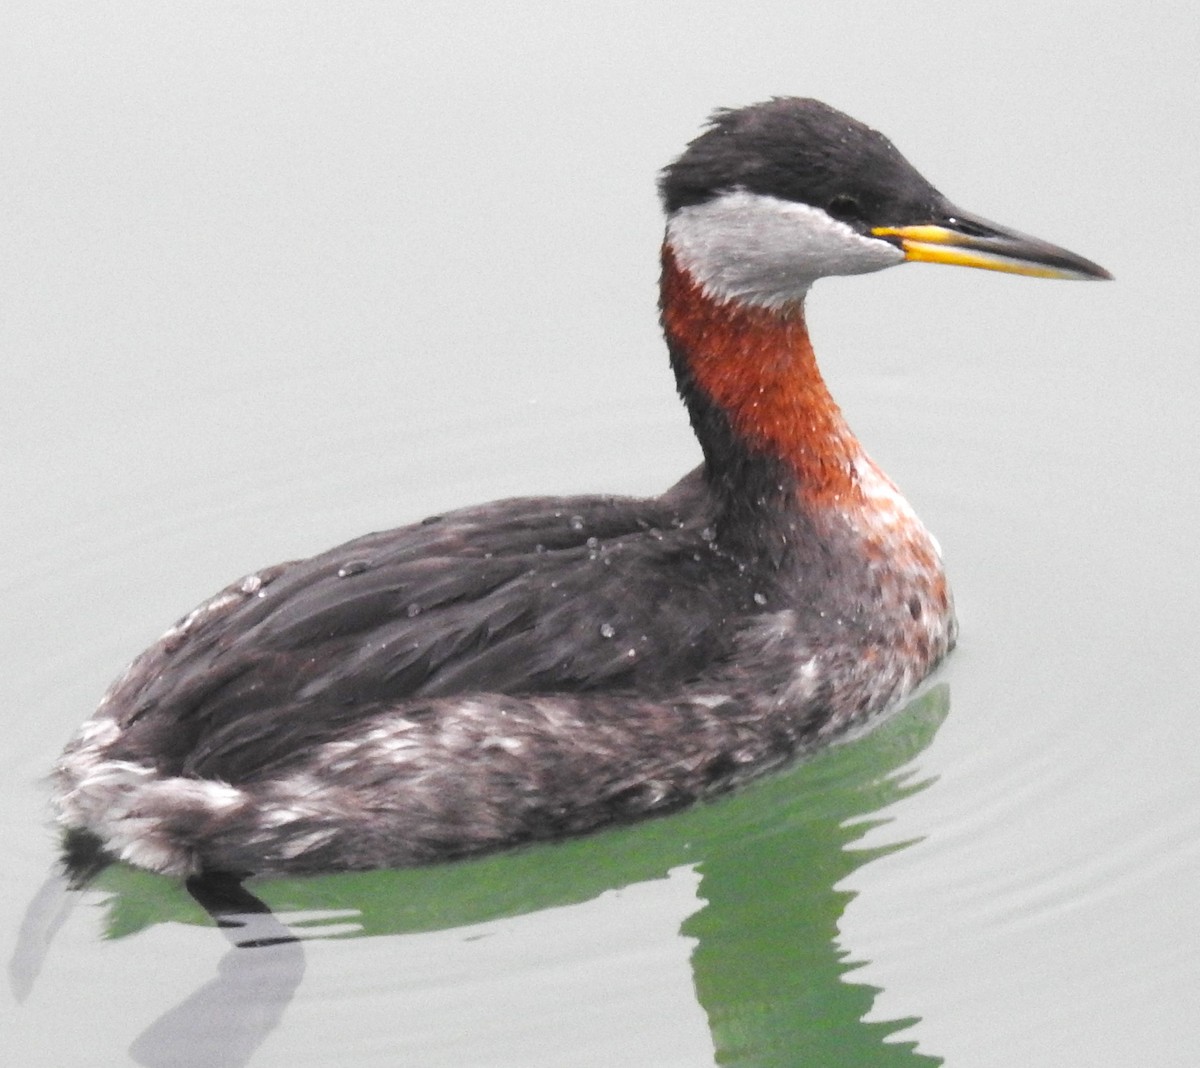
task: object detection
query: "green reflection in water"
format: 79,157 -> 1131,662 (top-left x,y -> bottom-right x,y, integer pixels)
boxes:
95,685 -> 948,1066
683,690 -> 947,1067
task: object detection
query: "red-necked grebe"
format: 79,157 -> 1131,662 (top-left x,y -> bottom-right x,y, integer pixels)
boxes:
53,98 -> 1110,877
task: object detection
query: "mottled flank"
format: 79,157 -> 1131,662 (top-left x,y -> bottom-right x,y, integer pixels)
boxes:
53,450 -> 955,876
48,97 -> 984,877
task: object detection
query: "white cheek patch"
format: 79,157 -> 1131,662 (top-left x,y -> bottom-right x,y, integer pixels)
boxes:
666,190 -> 904,309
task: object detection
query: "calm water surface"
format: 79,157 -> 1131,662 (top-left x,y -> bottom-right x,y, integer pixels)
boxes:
4,6 -> 1199,1066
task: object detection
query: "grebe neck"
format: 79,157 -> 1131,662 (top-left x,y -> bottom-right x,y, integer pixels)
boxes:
660,244 -> 864,514
660,241 -> 952,646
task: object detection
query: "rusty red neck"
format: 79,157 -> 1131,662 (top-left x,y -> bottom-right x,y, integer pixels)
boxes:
660,245 -> 864,510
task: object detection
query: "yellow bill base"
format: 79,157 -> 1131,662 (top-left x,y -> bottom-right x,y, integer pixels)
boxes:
895,241 -> 1072,278
870,224 -> 1105,280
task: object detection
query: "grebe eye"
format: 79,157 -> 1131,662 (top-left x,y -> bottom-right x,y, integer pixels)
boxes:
826,195 -> 863,222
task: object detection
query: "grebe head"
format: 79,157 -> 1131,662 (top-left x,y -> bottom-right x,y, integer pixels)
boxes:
660,97 -> 1111,310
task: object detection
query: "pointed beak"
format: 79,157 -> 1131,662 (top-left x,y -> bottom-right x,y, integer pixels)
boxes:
872,208 -> 1112,281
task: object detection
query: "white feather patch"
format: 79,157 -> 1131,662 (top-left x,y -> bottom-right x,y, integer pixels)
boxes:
666,190 -> 904,309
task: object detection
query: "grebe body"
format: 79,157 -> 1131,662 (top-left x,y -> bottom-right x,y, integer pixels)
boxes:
54,99 -> 1109,876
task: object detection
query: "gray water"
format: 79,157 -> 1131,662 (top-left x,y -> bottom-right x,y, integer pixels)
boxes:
3,4 -> 1198,1066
